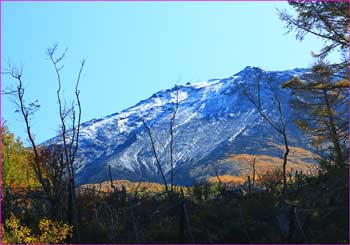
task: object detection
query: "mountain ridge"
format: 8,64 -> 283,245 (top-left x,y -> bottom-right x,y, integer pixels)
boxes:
45,66 -> 314,186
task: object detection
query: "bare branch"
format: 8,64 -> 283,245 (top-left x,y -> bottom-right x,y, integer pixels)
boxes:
2,64 -> 48,194
142,119 -> 170,196
169,85 -> 179,191
47,45 -> 83,242
241,72 -> 289,195
71,59 -> 85,164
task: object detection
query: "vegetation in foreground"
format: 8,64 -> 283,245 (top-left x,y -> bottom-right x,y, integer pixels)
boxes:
1,125 -> 348,243
2,1 -> 349,244
2,158 -> 348,243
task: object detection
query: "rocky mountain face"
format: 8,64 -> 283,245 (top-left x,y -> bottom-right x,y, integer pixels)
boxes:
46,66 -> 315,186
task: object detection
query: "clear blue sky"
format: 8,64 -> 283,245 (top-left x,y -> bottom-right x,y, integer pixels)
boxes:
1,2 -> 337,144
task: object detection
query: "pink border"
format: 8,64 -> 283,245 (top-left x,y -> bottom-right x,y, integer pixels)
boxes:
0,0 -> 348,2
0,1 -> 349,245
0,0 -> 3,242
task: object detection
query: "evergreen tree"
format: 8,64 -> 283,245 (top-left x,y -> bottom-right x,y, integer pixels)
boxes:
279,1 -> 349,166
279,1 -> 349,73
282,62 -> 349,166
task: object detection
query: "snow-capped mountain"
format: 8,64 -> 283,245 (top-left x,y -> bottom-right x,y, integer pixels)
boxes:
46,66 -> 315,185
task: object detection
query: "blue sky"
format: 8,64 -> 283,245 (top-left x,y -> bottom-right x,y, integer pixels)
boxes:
1,2 -> 338,144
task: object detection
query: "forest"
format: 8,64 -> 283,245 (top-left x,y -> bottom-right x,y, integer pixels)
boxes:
1,2 -> 349,244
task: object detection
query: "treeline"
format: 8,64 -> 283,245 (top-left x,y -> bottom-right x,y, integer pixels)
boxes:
1,1 -> 349,244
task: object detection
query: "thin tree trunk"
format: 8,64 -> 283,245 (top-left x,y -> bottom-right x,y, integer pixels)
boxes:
322,88 -> 344,164
282,133 -> 290,195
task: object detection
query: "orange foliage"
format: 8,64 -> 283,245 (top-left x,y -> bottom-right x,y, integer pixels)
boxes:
215,143 -> 317,184
208,175 -> 246,185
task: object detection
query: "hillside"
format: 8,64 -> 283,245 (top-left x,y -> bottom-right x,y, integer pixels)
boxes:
45,66 -> 315,186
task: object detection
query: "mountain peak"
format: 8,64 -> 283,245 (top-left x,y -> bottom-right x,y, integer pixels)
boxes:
242,65 -> 263,72
242,65 -> 263,71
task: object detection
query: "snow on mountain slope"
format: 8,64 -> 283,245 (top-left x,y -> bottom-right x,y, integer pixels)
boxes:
45,66 -> 314,185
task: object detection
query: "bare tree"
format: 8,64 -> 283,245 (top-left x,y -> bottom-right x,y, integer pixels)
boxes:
3,45 -> 85,242
142,84 -> 180,197
242,72 -> 289,195
251,157 -> 256,187
2,68 -> 69,219
169,85 -> 179,192
2,64 -> 50,195
47,44 -> 85,242
142,119 -> 170,197
247,157 -> 256,197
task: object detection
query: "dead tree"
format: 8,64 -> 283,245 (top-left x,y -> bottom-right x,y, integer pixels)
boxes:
247,157 -> 256,197
47,44 -> 85,242
142,119 -> 170,197
247,175 -> 252,197
142,84 -> 180,197
3,45 -> 85,242
214,167 -> 223,185
252,157 -> 256,187
169,85 -> 179,192
2,64 -> 48,194
2,66 -> 67,219
109,165 -> 116,192
242,72 -> 290,195
108,165 -> 127,205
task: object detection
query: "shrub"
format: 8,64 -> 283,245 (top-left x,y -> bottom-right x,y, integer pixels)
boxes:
2,213 -> 72,244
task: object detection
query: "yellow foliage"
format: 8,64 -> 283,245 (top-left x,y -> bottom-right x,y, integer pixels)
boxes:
2,214 -> 35,244
208,175 -> 246,185
2,213 -> 72,244
313,82 -> 325,89
2,125 -> 40,188
37,218 -> 73,243
334,79 -> 350,88
82,179 -> 166,194
218,143 -> 315,182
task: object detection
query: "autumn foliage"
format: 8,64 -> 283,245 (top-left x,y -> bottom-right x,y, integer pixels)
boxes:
2,213 -> 72,244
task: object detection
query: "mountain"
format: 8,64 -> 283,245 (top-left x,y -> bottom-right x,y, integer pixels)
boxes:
46,66 -> 316,186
